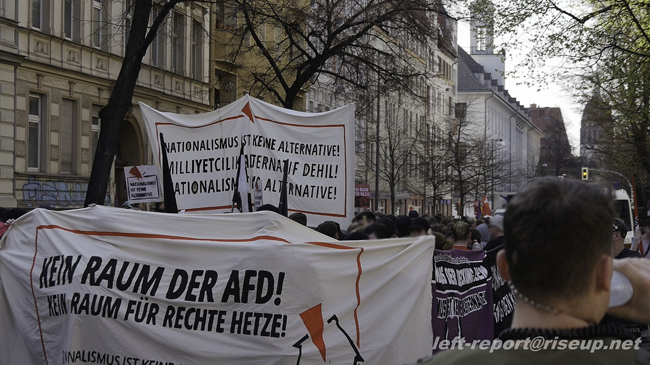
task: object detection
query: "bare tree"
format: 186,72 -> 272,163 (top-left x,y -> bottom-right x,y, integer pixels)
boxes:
215,0 -> 447,109
85,0 -> 182,206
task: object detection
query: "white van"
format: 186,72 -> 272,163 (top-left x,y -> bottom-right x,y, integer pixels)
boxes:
614,189 -> 634,247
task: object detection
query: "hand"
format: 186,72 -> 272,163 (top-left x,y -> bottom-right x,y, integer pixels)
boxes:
608,258 -> 650,324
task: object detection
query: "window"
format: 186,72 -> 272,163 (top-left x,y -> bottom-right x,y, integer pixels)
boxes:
64,0 -> 72,39
32,0 -> 42,29
172,12 -> 185,74
93,0 -> 102,48
368,142 -> 375,166
476,26 -> 487,52
151,7 -> 165,67
91,105 -> 101,163
191,20 -> 203,80
28,95 -> 43,170
125,0 -> 133,46
61,99 -> 77,174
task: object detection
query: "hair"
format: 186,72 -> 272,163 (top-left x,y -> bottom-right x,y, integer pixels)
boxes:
452,221 -> 470,241
288,212 -> 307,226
353,211 -> 376,224
5,208 -> 28,220
364,223 -> 391,239
344,231 -> 369,241
613,218 -> 627,238
504,177 -> 615,302
257,204 -> 280,214
346,222 -> 363,234
432,232 -> 453,250
377,218 -> 396,238
316,221 -> 339,239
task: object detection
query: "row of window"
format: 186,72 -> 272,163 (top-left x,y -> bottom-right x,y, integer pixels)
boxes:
438,57 -> 454,82
27,94 -> 100,173
31,0 -> 204,81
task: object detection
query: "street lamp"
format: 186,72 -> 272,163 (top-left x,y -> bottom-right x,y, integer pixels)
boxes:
491,138 -> 505,210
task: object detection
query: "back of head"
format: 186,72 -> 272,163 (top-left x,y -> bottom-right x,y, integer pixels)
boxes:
395,215 -> 411,237
257,204 -> 280,214
504,177 -> 614,303
377,218 -> 396,238
452,221 -> 470,241
316,221 -> 339,239
5,208 -> 28,220
344,231 -> 369,241
353,211 -> 376,224
289,212 -> 307,226
432,232 -> 451,250
364,223 -> 391,239
613,218 -> 627,238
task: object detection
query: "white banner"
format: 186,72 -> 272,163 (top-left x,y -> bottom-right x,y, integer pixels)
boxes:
124,165 -> 161,203
0,207 -> 433,365
141,95 -> 355,227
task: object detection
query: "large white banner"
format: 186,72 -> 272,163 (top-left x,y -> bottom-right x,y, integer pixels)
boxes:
141,96 -> 355,227
0,207 -> 433,365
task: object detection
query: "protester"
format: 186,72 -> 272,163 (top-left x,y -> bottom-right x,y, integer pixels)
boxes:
426,177 -> 650,363
432,232 -> 453,250
451,221 -> 471,250
396,215 -> 411,238
476,219 -> 490,248
353,211 -> 376,225
632,218 -> 650,259
315,221 -> 339,239
343,231 -> 369,241
364,222 -> 391,239
377,218 -> 397,238
257,204 -> 280,214
469,228 -> 482,250
466,216 -> 477,228
121,201 -> 141,211
4,208 -> 28,220
409,217 -> 430,237
484,215 -> 504,252
289,212 -> 308,226
153,202 -> 165,212
408,210 -> 419,219
613,219 -> 641,259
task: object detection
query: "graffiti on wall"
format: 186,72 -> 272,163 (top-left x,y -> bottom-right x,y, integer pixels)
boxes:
19,176 -> 110,208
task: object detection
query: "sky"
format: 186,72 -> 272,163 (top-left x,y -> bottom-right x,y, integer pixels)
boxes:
457,22 -> 583,154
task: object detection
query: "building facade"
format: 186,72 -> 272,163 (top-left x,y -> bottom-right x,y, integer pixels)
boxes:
1,0 -> 212,209
305,8 -> 458,217
530,105 -> 577,178
456,44 -> 543,212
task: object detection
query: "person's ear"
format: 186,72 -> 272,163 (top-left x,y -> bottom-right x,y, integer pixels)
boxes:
496,249 -> 510,281
595,254 -> 613,294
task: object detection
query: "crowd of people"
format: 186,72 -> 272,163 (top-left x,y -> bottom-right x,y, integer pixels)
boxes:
247,178 -> 650,362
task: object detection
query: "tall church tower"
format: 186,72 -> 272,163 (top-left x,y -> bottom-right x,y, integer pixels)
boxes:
579,92 -> 612,167
469,1 -> 506,86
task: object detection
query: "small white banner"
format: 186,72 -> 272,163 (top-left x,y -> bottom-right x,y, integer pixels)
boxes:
123,165 -> 161,203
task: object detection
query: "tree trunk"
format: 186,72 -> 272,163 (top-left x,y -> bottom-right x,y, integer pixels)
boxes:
85,0 -> 177,206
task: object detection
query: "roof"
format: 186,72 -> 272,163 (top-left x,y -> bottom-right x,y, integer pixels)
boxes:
457,47 -> 490,92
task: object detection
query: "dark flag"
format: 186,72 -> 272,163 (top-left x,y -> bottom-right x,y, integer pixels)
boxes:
159,133 -> 178,213
278,159 -> 289,216
232,141 -> 252,212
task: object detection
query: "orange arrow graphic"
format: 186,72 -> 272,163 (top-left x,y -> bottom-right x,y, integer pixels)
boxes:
300,304 -> 326,362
